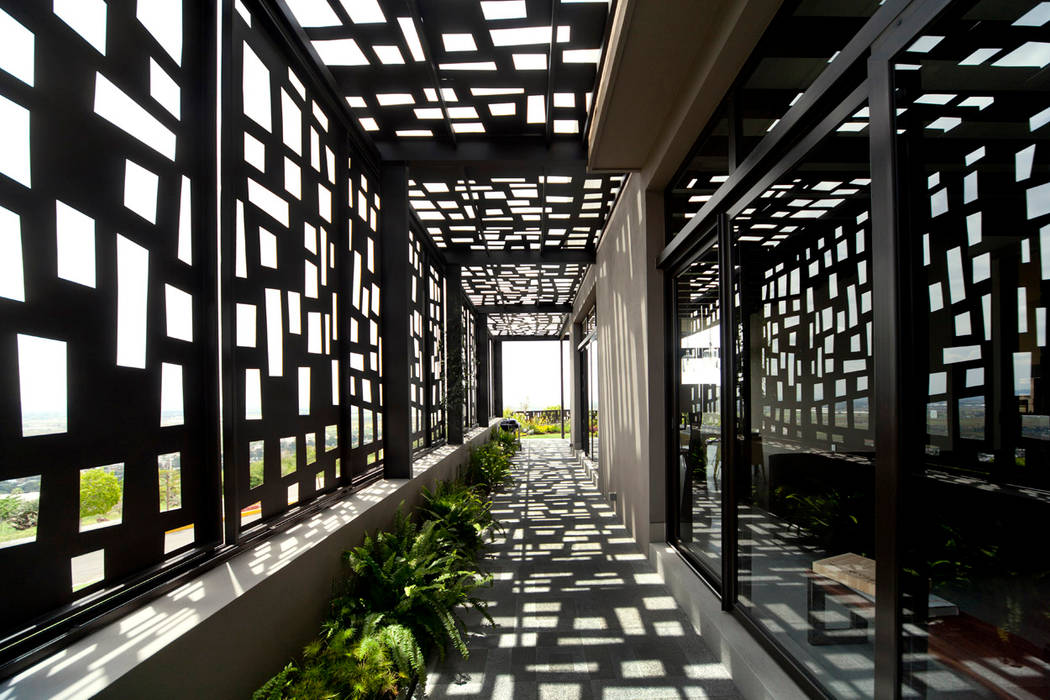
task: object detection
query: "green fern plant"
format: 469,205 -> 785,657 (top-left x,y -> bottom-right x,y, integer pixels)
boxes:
420,481 -> 497,558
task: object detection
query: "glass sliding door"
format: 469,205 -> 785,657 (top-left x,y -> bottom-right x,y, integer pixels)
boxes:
733,100 -> 876,697
674,242 -> 723,581
894,2 -> 1050,696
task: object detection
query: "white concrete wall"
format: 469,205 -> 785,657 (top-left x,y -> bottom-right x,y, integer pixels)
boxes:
573,174 -> 666,550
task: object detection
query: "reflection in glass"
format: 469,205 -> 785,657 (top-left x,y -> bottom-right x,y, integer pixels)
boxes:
733,102 -> 875,696
675,246 -> 722,579
897,3 -> 1050,695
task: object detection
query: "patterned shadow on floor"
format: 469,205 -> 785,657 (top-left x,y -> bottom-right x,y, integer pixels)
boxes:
425,439 -> 742,700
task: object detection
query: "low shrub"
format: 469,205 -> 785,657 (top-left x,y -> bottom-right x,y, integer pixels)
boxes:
254,429 -> 517,700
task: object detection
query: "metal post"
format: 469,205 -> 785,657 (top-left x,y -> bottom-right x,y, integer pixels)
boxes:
476,317 -> 490,423
560,336 -> 565,438
570,321 -> 584,451
493,340 -> 503,418
379,163 -> 412,477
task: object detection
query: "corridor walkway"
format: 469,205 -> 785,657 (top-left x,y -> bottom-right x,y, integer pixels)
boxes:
425,439 -> 741,699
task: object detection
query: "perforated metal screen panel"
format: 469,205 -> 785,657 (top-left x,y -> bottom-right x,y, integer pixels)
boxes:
0,0 -> 218,634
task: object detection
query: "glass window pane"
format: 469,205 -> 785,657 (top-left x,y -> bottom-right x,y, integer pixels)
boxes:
732,100 -> 874,696
675,245 -> 723,580
895,2 -> 1050,696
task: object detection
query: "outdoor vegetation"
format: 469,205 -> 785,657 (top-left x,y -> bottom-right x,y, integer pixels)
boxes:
503,407 -> 568,439
254,429 -> 518,700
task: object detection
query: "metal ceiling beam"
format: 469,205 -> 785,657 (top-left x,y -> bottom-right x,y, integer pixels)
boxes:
375,138 -> 588,166
443,249 -> 595,265
476,304 -> 572,314
488,334 -> 564,342
406,0 -> 457,146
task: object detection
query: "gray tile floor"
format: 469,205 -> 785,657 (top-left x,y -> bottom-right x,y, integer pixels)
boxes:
425,439 -> 742,700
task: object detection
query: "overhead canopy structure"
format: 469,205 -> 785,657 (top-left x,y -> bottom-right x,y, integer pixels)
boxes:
274,0 -> 624,339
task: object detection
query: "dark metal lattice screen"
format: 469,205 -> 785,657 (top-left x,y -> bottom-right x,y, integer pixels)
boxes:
345,167 -> 385,478
463,305 -> 478,429
427,262 -> 446,444
224,2 -> 382,531
409,228 -> 426,450
0,0 -> 218,636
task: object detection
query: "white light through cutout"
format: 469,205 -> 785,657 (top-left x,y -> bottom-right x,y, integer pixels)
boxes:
526,95 -> 545,123
376,93 -> 415,106
481,0 -> 527,20
284,0 -> 340,27
244,132 -> 266,171
95,74 -> 176,160
553,92 -> 575,107
237,303 -> 257,346
397,18 -> 425,61
312,38 -> 369,66
553,119 -> 579,134
245,368 -> 262,419
0,205 -> 24,302
298,366 -> 310,415
247,178 -> 290,227
489,102 -> 515,116
0,8 -> 35,85
242,42 -> 271,131
0,94 -> 31,187
338,0 -> 386,23
281,90 -> 301,154
471,87 -> 525,96
1015,2 -> 1050,26
160,362 -> 184,426
124,159 -> 160,224
308,311 -> 322,353
438,61 -> 497,71
56,200 -> 96,288
443,34 -> 477,52
260,227 -> 278,268
54,0 -> 107,55
18,334 -> 67,436
149,58 -> 180,118
373,45 -> 405,64
71,549 -> 104,591
513,53 -> 546,70
116,235 -> 149,369
136,0 -> 182,64
165,284 -> 193,341
265,287 -> 283,376
284,157 -> 302,199
490,26 -> 551,46
563,48 -> 600,63
993,42 -> 1050,69
178,176 -> 192,264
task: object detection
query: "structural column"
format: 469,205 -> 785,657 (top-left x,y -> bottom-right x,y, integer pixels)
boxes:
379,163 -> 412,477
476,317 -> 491,423
492,340 -> 503,418
570,321 -> 585,451
446,266 -> 464,444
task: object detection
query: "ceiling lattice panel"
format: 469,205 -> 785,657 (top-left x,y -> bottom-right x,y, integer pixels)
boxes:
279,0 -> 612,141
463,263 -> 584,305
409,169 -> 622,251
487,313 -> 565,336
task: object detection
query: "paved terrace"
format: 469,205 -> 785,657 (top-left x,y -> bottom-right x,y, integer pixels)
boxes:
426,439 -> 741,700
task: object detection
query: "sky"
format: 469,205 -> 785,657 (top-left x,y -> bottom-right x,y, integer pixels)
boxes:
500,340 -> 571,411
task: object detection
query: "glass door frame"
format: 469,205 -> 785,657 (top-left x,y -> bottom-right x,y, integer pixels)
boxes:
666,224 -> 736,600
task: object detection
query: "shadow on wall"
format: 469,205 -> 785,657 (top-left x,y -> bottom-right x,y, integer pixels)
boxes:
595,177 -> 651,544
